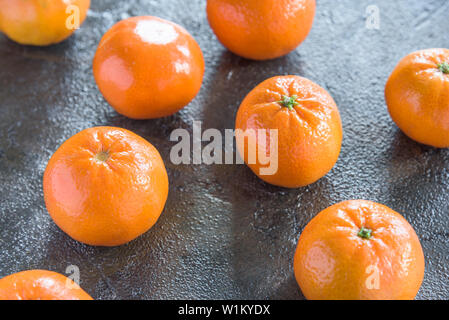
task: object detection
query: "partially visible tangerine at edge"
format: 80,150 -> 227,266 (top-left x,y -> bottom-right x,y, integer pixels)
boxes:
0,0 -> 90,46
207,0 -> 316,60
385,48 -> 449,148
294,200 -> 425,300
0,270 -> 93,300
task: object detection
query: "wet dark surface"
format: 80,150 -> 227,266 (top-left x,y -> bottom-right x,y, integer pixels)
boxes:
0,0 -> 448,300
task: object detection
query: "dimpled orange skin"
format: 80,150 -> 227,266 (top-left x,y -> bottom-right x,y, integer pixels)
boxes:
235,75 -> 342,188
207,0 -> 316,60
0,0 -> 90,46
0,270 -> 93,300
43,127 -> 169,246
294,200 -> 425,300
93,16 -> 205,119
385,48 -> 449,148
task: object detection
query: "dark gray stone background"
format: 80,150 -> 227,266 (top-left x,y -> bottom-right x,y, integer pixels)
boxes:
0,0 -> 448,300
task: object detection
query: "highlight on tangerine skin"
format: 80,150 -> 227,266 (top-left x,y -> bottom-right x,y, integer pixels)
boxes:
93,16 -> 205,119
235,75 -> 342,188
0,0 -> 90,46
0,270 -> 93,300
43,126 -> 169,247
207,0 -> 316,60
293,200 -> 425,300
385,48 -> 449,148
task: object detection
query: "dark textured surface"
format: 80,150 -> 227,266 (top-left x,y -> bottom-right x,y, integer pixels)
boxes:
0,0 -> 448,300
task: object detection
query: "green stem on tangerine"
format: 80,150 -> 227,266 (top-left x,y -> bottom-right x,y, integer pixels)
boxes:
437,62 -> 449,74
357,227 -> 373,240
278,95 -> 299,110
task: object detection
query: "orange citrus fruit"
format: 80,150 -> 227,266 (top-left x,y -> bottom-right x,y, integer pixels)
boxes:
93,16 -> 205,119
294,200 -> 425,300
0,270 -> 92,300
235,75 -> 342,188
207,0 -> 316,60
43,127 -> 169,246
385,48 -> 449,147
0,0 -> 90,46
